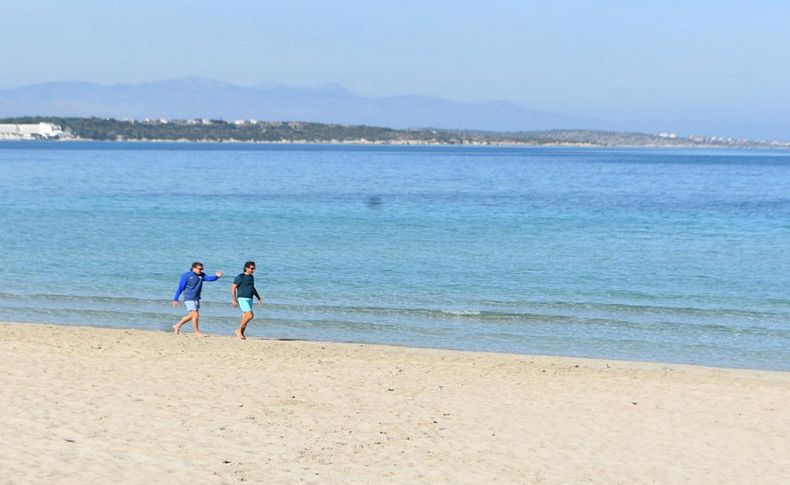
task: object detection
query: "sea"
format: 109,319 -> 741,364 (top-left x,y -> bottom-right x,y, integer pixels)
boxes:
1,141 -> 789,371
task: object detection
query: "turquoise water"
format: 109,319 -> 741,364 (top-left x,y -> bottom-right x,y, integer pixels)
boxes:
1,141 -> 789,370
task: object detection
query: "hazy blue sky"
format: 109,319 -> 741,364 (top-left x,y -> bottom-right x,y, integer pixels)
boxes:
1,0 -> 789,138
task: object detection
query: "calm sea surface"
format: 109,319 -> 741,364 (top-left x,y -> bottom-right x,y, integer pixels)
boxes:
1,141 -> 789,370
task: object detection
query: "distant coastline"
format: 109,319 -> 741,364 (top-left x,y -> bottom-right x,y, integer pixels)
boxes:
2,116 -> 789,148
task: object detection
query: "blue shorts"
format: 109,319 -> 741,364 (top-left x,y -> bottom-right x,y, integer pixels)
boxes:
238,297 -> 254,312
184,300 -> 200,312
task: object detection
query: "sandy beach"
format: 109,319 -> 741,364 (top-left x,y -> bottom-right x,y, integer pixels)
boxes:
1,322 -> 788,484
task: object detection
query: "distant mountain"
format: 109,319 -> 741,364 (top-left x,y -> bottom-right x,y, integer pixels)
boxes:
0,78 -> 592,132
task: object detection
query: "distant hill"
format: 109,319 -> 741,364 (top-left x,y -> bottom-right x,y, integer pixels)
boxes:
0,78 -> 592,132
2,117 -> 786,148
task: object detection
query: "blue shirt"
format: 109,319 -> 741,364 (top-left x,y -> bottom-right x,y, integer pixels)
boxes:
173,270 -> 219,301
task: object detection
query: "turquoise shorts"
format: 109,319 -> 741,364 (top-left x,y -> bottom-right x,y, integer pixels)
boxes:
238,297 -> 254,312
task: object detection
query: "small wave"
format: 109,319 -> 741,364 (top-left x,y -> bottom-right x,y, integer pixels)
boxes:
2,291 -> 787,321
444,310 -> 482,316
1,293 -> 789,338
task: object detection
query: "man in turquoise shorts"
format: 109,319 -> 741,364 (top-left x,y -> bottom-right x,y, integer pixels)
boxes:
230,260 -> 263,340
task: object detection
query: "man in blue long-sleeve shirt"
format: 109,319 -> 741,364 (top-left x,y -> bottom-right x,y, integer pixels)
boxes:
171,261 -> 224,336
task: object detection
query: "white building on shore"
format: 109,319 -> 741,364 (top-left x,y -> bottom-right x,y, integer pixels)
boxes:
0,122 -> 64,140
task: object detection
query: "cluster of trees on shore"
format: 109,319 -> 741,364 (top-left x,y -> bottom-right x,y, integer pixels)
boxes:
1,116 -> 784,147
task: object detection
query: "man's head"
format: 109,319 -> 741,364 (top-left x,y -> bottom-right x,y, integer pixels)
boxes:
244,261 -> 256,274
191,262 -> 204,273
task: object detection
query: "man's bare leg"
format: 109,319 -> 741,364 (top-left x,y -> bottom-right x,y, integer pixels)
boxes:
242,312 -> 254,337
190,311 -> 205,336
173,314 -> 192,335
189,312 -> 205,337
235,312 -> 253,339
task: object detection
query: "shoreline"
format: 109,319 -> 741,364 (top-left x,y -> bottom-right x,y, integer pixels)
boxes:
2,321 -> 789,483
3,137 -> 790,149
6,318 -> 788,374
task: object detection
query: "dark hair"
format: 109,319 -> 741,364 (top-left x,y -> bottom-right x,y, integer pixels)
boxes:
244,260 -> 256,270
191,261 -> 204,269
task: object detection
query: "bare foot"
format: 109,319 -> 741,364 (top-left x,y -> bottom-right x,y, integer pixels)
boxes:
194,332 -> 207,337
235,329 -> 246,340
173,324 -> 181,335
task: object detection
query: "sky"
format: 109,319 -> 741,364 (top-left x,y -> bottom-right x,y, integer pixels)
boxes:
1,0 -> 789,139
